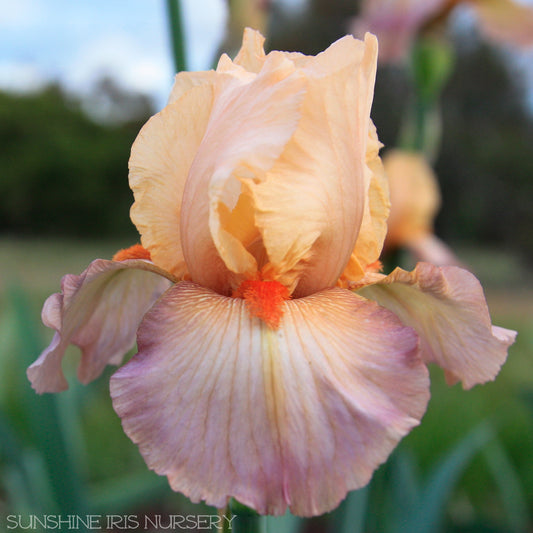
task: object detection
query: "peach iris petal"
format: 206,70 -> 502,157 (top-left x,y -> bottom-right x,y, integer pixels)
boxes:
110,281 -> 428,517
252,34 -> 379,296
130,30 -> 379,296
27,259 -> 172,393
233,27 -> 267,73
356,262 -> 517,389
180,53 -> 306,293
129,84 -> 215,278
341,124 -> 389,281
167,70 -> 217,105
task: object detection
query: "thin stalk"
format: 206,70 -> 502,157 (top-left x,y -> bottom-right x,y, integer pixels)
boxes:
165,0 -> 187,73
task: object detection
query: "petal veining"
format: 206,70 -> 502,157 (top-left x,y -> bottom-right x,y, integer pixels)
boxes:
110,281 -> 428,516
27,259 -> 173,393
356,262 -> 517,389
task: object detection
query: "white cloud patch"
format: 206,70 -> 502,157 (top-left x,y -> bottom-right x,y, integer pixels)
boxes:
64,32 -> 172,101
0,0 -> 228,111
0,61 -> 47,93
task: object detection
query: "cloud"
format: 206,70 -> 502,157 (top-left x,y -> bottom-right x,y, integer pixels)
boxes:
64,31 -> 172,100
0,0 -> 228,110
0,61 -> 47,92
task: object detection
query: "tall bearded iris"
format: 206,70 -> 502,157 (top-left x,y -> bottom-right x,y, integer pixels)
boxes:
28,29 -> 516,517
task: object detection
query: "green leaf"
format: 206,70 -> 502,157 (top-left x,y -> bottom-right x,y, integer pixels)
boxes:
392,422 -> 494,533
266,510 -> 303,533
230,500 -> 267,533
484,438 -> 529,533
88,471 -> 171,515
390,449 -> 421,513
329,486 -> 369,533
7,285 -> 89,521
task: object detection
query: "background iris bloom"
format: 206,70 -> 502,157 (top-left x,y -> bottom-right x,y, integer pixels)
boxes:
28,29 -> 515,517
352,0 -> 533,63
382,149 -> 461,266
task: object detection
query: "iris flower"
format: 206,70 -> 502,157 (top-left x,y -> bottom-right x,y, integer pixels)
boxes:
28,29 -> 516,517
351,0 -> 533,63
383,149 -> 460,266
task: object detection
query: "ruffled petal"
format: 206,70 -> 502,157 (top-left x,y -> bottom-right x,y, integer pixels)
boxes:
167,70 -> 217,105
341,122 -> 389,281
252,34 -> 379,296
111,281 -> 428,517
356,262 -> 517,389
180,53 -> 306,293
27,259 -> 173,393
129,83 -> 216,278
233,27 -> 267,73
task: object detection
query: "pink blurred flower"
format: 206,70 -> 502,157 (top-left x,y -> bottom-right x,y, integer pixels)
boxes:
351,0 -> 533,63
351,0 -> 445,63
28,29 -> 515,517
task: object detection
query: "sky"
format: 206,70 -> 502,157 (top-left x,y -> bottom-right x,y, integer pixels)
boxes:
1,0 -> 533,113
0,0 -> 228,111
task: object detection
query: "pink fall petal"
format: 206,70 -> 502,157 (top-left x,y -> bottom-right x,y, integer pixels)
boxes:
357,262 -> 517,389
27,259 -> 173,393
110,281 -> 429,517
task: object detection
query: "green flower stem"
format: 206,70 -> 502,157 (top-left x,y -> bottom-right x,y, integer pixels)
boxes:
398,84 -> 440,158
165,0 -> 187,73
228,500 -> 267,533
399,37 -> 454,160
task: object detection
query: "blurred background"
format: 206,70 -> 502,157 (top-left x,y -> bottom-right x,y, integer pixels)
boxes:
1,0 -> 533,531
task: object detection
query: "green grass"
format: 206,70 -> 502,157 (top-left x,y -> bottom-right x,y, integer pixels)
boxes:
0,237 -> 126,301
